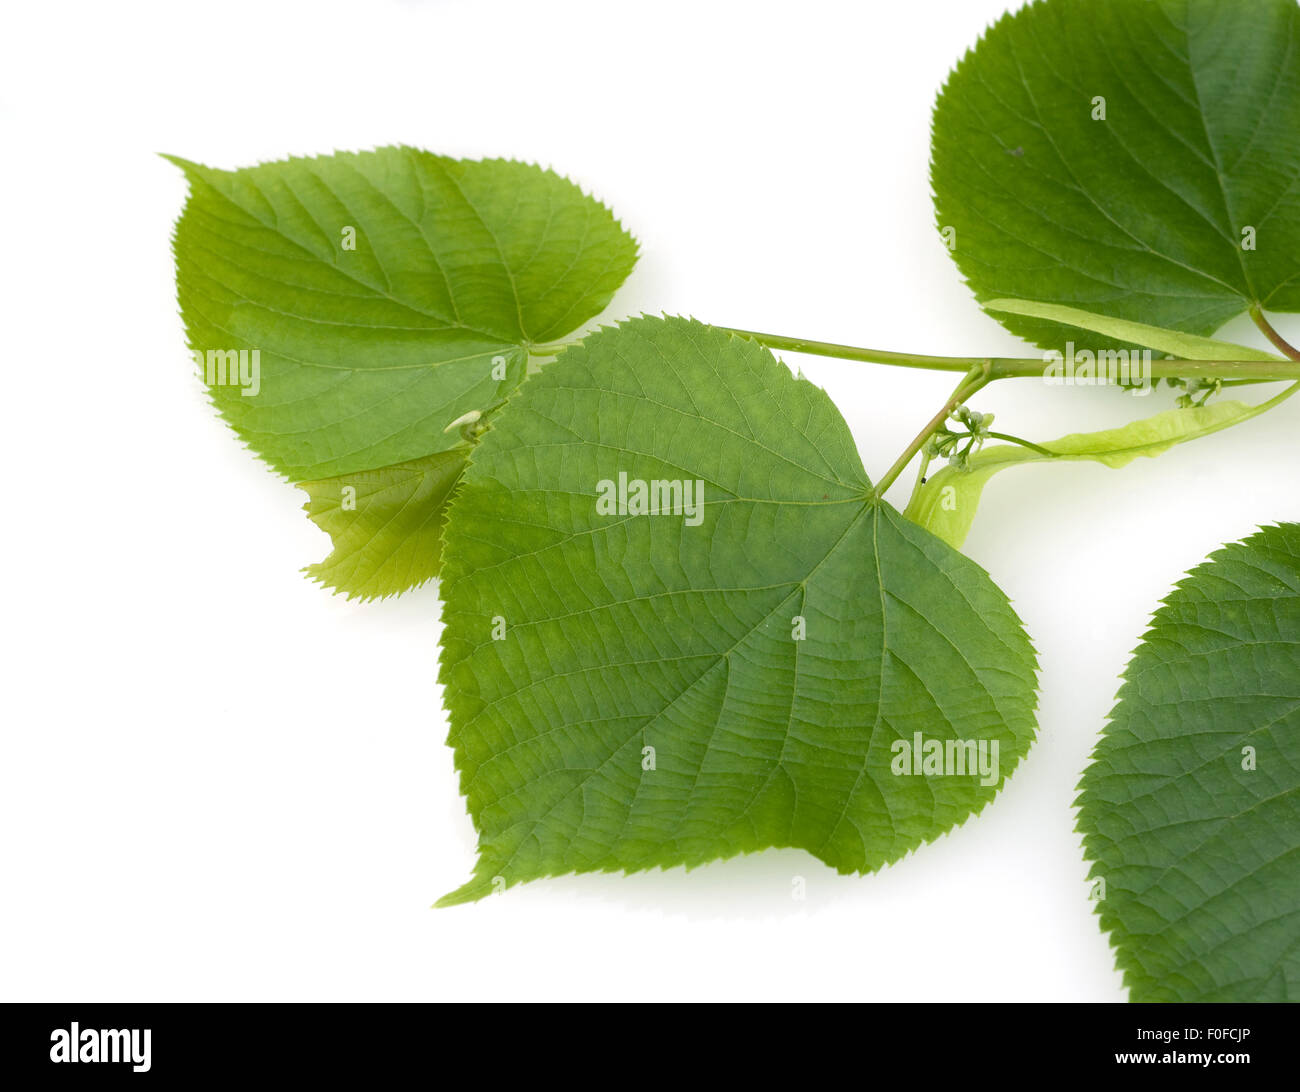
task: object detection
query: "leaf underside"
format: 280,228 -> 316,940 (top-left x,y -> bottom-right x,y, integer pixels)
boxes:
170,147 -> 638,596
932,0 -> 1300,352
1076,523 -> 1300,1002
437,316 -> 1039,905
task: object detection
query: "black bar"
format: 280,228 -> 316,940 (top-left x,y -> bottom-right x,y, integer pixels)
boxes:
0,1002 -> 1291,1080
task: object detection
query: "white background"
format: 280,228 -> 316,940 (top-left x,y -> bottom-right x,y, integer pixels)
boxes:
2,0 -> 1294,1002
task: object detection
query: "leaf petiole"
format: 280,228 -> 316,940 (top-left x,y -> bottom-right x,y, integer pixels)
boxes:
1250,305 -> 1300,362
874,363 -> 991,497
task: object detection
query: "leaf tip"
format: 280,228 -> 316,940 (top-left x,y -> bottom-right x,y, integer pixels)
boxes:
159,153 -> 202,176
435,871 -> 499,908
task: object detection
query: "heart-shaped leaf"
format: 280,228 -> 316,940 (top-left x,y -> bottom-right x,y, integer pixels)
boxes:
436,316 -> 1039,905
932,0 -> 1300,351
1077,523 -> 1300,1002
170,148 -> 637,594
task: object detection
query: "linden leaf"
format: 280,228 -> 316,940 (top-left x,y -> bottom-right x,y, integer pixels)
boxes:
932,0 -> 1300,352
1076,523 -> 1300,1002
436,316 -> 1039,905
906,396 -> 1295,549
170,148 -> 638,596
299,448 -> 467,601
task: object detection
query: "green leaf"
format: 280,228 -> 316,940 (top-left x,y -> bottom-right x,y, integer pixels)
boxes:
436,316 -> 1039,905
1076,523 -> 1300,1002
982,299 -> 1285,361
299,448 -> 467,601
170,148 -> 637,480
906,396 -> 1294,549
932,0 -> 1300,352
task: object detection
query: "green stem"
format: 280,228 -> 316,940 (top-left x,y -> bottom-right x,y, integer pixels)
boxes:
984,430 -> 1057,456
1242,379 -> 1300,420
907,449 -> 935,512
1250,305 -> 1300,362
721,327 -> 993,374
874,364 -> 991,497
720,326 -> 1300,382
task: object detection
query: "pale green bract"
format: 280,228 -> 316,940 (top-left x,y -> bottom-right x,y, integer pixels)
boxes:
982,300 -> 1286,363
170,148 -> 638,596
437,316 -> 1039,905
1076,524 -> 1300,1002
905,298 -> 1297,549
906,397 -> 1295,549
932,0 -> 1300,352
909,293 -> 1294,551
